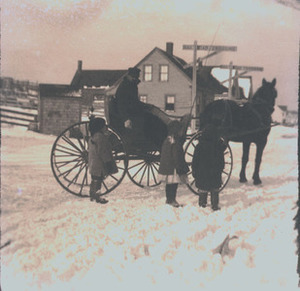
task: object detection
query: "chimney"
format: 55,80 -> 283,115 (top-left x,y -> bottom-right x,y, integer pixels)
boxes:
166,42 -> 173,56
78,60 -> 82,71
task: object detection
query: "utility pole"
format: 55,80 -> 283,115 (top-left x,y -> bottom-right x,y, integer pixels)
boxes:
228,61 -> 233,99
191,40 -> 197,131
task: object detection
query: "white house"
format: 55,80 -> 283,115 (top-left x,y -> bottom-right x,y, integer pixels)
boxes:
272,105 -> 287,124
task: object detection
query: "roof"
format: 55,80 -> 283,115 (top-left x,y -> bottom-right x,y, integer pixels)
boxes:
73,45 -> 227,95
39,84 -> 81,98
155,47 -> 189,78
146,47 -> 227,94
109,46 -> 227,94
70,70 -> 127,90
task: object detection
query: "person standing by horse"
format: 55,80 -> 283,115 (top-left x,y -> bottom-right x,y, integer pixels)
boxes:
115,67 -> 167,148
192,124 -> 226,211
200,78 -> 277,185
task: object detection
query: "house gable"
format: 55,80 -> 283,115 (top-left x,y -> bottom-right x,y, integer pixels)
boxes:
135,47 -> 192,83
135,48 -> 193,115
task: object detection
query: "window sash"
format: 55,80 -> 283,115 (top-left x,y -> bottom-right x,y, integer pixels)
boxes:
160,65 -> 169,82
144,65 -> 153,82
165,95 -> 175,111
139,95 -> 147,103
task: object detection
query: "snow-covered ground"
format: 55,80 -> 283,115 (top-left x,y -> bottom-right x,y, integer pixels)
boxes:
0,124 -> 298,291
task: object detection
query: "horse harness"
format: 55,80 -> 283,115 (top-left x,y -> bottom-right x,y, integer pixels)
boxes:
221,99 -> 272,137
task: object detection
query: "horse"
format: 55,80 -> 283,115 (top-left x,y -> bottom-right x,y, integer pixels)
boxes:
200,78 -> 277,185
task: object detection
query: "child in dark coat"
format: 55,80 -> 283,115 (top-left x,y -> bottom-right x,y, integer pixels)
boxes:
192,124 -> 226,211
158,120 -> 189,207
88,117 -> 118,204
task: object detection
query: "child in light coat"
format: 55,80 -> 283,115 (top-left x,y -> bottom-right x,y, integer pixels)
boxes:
88,118 -> 118,204
158,120 -> 189,207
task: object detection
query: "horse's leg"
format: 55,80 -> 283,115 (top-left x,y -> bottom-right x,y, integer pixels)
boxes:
252,140 -> 267,185
239,141 -> 250,183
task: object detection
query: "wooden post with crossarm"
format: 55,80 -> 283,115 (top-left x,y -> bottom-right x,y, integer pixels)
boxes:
182,42 -> 237,130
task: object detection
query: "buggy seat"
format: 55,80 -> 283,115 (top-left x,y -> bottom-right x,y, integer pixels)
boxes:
104,95 -> 191,150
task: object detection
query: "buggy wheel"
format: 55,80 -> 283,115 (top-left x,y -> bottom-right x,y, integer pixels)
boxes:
127,150 -> 161,188
184,131 -> 233,195
50,121 -> 127,197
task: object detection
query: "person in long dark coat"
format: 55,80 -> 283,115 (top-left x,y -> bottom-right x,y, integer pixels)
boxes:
158,120 -> 189,207
115,67 -> 144,131
115,67 -> 167,149
88,117 -> 118,204
192,124 -> 226,211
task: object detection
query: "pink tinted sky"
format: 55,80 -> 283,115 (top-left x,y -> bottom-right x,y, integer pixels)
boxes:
1,0 -> 299,110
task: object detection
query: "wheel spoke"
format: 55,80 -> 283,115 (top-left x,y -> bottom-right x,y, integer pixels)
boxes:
147,165 -> 150,187
76,136 -> 86,152
138,163 -> 148,185
130,162 -> 147,179
149,163 -> 158,185
222,169 -> 229,176
78,167 -> 89,195
55,145 -> 82,156
67,162 -> 87,187
107,174 -> 119,182
128,160 -> 145,171
186,151 -> 194,158
151,161 -> 160,170
102,181 -> 109,192
54,153 -> 81,158
116,165 -> 126,171
55,157 -> 83,168
62,135 -> 83,153
58,159 -> 85,178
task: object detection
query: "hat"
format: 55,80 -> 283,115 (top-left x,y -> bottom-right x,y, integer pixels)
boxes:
128,67 -> 141,78
89,117 -> 106,136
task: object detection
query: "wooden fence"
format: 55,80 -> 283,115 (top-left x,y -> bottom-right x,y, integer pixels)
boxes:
0,106 -> 38,128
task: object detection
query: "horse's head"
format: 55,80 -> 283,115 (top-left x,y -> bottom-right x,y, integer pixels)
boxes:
252,78 -> 277,112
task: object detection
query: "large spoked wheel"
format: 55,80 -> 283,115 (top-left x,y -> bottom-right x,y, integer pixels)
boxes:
184,131 -> 233,195
127,150 -> 161,188
51,121 -> 127,197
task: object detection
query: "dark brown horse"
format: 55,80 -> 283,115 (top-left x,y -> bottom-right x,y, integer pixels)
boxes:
200,78 -> 277,185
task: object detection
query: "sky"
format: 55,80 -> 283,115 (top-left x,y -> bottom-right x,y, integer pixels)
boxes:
1,0 -> 299,110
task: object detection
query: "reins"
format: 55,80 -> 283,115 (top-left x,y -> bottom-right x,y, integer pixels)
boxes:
223,122 -> 278,139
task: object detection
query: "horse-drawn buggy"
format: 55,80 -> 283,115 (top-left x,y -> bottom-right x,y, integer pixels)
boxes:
51,77 -> 277,197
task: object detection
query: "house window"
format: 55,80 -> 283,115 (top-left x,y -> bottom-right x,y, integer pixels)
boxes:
139,95 -> 147,103
159,65 -> 169,82
165,95 -> 175,111
143,65 -> 153,82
